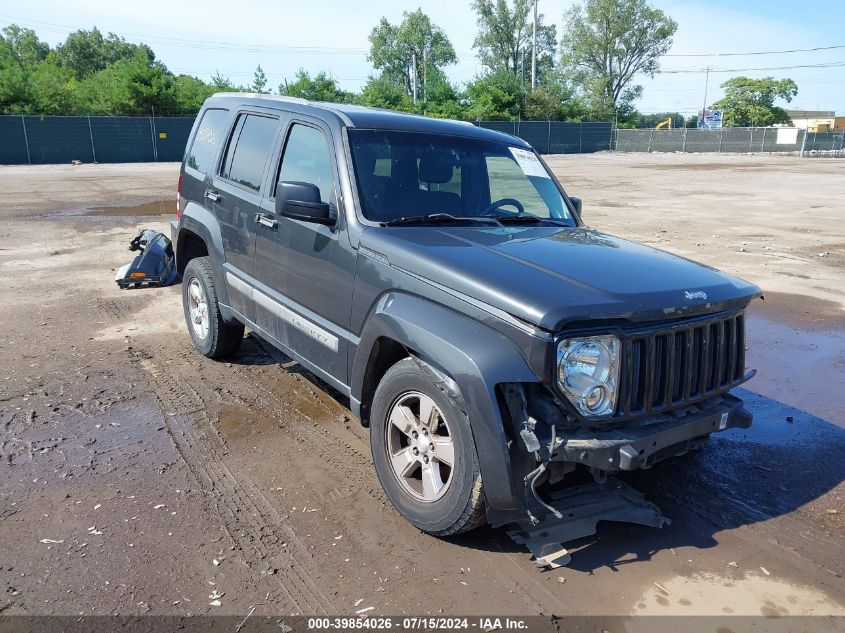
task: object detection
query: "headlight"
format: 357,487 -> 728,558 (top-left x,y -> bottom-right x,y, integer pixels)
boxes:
556,335 -> 621,418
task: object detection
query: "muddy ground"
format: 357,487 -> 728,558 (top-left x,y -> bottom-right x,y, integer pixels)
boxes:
0,155 -> 843,620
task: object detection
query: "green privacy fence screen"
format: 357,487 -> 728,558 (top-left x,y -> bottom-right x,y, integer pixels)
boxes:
475,120 -> 613,154
0,115 -> 195,165
0,116 -> 613,165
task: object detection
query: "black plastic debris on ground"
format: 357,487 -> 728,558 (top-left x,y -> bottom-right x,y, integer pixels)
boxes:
508,477 -> 670,568
115,229 -> 180,289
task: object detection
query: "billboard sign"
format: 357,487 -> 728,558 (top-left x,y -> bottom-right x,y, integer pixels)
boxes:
698,109 -> 723,128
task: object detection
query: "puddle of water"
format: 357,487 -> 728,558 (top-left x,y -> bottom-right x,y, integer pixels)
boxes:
745,315 -> 845,427
86,200 -> 174,217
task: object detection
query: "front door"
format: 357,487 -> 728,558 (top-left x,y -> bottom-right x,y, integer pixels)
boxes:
253,118 -> 356,389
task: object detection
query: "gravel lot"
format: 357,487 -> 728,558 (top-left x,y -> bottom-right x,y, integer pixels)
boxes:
0,154 -> 843,620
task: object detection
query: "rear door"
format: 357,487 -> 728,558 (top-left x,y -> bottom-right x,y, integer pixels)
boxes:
253,118 -> 356,389
210,110 -> 280,320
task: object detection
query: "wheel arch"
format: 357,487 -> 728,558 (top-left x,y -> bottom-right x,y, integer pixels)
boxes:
351,292 -> 540,512
174,202 -> 232,311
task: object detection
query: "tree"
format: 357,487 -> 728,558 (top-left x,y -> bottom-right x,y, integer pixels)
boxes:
1,25 -> 49,69
368,9 -> 457,98
73,51 -> 176,115
464,70 -> 526,120
56,28 -> 154,80
535,68 -> 588,120
251,64 -> 268,93
560,0 -> 677,117
421,68 -> 464,119
173,74 -> 217,114
279,69 -> 351,103
0,22 -> 216,115
712,76 -> 798,127
471,0 -> 557,79
0,25 -> 50,113
359,75 -> 415,111
210,70 -> 237,91
30,54 -> 77,114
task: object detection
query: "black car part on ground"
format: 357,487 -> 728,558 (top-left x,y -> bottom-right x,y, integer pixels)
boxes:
115,229 -> 180,289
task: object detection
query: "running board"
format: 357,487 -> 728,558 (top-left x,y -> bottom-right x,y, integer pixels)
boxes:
507,477 -> 670,569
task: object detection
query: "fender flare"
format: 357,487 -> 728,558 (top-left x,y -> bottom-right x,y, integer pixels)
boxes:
352,292 -> 540,511
176,202 -> 231,309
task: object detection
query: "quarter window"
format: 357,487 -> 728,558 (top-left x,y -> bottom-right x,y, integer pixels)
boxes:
222,114 -> 278,192
277,124 -> 335,204
186,108 -> 228,174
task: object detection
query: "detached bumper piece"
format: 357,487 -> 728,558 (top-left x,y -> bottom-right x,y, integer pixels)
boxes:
115,229 -> 180,289
508,477 -> 669,569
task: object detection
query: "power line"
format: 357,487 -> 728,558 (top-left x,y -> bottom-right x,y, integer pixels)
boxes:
0,14 -> 369,54
659,60 -> 845,74
665,44 -> 845,57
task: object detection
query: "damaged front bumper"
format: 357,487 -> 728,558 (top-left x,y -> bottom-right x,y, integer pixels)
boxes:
115,229 -> 180,289
499,390 -> 752,567
551,394 -> 752,472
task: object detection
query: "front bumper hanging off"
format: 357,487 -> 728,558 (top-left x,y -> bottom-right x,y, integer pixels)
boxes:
551,395 -> 752,472
504,392 -> 752,568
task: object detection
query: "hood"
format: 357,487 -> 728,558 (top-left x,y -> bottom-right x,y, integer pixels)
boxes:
360,225 -> 761,331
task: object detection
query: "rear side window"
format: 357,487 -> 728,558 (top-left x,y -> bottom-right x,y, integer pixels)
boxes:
277,124 -> 335,203
186,108 -> 228,174
222,114 -> 279,192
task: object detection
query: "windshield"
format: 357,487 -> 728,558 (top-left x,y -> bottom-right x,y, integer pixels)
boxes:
347,129 -> 575,225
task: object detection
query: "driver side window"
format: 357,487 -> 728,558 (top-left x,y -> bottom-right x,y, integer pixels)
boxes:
277,124 -> 335,204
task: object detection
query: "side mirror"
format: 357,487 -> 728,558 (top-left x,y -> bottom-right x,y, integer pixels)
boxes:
568,196 -> 582,216
275,181 -> 333,225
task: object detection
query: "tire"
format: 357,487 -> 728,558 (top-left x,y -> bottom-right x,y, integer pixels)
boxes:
370,358 -> 486,535
182,257 -> 244,358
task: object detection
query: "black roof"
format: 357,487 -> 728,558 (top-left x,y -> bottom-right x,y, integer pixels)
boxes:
207,93 -> 530,147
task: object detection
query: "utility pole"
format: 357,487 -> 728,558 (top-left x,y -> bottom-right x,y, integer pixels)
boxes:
423,47 -> 427,109
700,66 -> 711,128
521,47 -> 525,85
412,53 -> 417,105
531,0 -> 538,90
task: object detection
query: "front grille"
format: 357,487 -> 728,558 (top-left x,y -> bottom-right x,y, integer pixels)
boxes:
618,311 -> 746,417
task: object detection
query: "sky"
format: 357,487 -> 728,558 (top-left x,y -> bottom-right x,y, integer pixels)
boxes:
2,0 -> 844,117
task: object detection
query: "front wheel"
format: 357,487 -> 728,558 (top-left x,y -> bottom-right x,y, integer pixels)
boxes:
182,257 -> 244,358
370,358 -> 486,535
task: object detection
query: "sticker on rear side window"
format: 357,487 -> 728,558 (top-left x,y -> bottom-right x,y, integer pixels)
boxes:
509,147 -> 550,178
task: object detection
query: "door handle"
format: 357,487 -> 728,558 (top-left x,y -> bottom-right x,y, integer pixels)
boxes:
204,189 -> 221,202
254,213 -> 277,229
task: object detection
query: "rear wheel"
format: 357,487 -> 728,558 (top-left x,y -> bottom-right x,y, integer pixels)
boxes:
370,358 -> 486,535
182,257 -> 244,358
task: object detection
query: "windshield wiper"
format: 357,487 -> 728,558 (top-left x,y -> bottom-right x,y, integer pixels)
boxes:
496,213 -> 570,227
382,213 -> 501,227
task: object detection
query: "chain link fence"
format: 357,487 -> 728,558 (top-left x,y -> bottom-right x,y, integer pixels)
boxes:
475,120 -> 613,154
614,127 -> 844,157
0,115 -> 194,165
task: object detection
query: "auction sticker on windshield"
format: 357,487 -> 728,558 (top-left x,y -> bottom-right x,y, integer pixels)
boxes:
509,147 -> 550,178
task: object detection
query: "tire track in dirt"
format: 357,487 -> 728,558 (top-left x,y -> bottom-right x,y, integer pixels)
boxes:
192,337 -> 576,615
131,331 -> 571,615
130,345 -> 332,615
